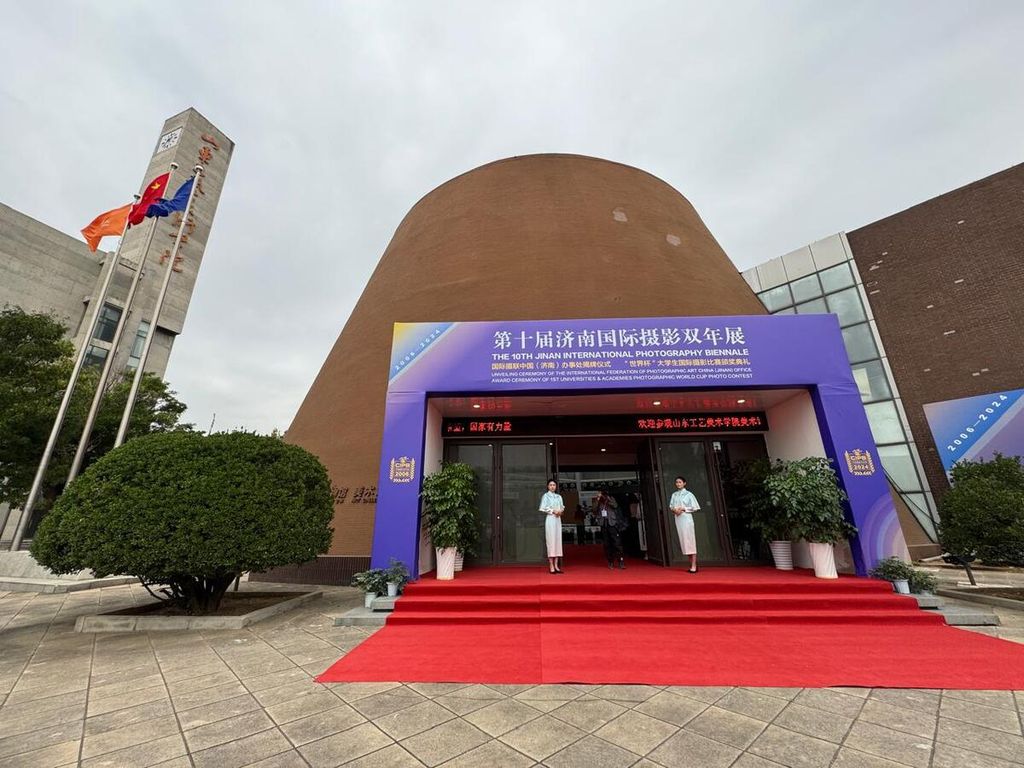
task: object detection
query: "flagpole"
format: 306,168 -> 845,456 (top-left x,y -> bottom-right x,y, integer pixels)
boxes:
8,216 -> 133,552
65,163 -> 177,484
115,164 -> 203,448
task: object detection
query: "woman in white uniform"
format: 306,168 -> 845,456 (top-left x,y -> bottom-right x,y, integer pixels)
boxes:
669,476 -> 700,573
539,479 -> 565,574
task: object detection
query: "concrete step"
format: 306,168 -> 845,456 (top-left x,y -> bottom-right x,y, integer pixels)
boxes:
370,596 -> 397,611
335,607 -> 388,627
938,608 -> 1001,626
0,575 -> 135,593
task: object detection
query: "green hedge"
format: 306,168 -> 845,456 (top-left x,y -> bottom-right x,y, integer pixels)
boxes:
31,431 -> 334,613
939,454 -> 1024,566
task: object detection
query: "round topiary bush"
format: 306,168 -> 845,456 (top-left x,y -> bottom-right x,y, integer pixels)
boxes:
31,431 -> 334,613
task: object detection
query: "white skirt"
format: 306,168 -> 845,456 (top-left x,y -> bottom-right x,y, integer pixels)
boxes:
675,512 -> 697,555
545,514 -> 563,557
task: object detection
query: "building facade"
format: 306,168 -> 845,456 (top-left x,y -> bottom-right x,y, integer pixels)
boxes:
277,155 -> 910,584
742,162 -> 1024,555
0,108 -> 233,545
0,108 -> 234,377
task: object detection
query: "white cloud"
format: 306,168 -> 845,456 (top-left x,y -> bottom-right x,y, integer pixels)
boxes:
1,0 -> 1021,433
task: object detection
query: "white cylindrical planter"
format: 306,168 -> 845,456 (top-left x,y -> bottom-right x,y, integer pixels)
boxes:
893,579 -> 910,595
808,542 -> 838,579
792,539 -> 814,569
454,551 -> 465,572
364,592 -> 377,609
436,547 -> 457,580
768,540 -> 794,570
386,582 -> 400,597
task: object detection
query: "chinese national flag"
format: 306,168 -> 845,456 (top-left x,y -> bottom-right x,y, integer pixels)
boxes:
128,172 -> 170,225
81,204 -> 131,252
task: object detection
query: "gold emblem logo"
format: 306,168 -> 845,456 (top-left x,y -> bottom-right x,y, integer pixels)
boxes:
844,449 -> 876,476
389,456 -> 416,483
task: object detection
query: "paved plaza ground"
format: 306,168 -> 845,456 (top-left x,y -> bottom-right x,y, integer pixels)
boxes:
1,583 -> 1023,768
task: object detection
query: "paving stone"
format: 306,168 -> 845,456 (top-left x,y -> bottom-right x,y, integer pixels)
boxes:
87,684 -> 171,718
242,750 -> 312,767
0,739 -> 80,768
401,718 -> 490,766
593,710 -> 677,755
184,709 -> 276,752
830,687 -> 872,699
463,698 -> 542,737
80,733 -> 188,768
939,695 -> 1022,734
793,689 -> 865,718
634,690 -> 707,727
240,667 -> 311,693
716,688 -> 788,722
265,688 -> 345,725
683,705 -> 766,750
406,683 -> 469,698
664,686 -> 733,704
831,747 -> 913,767
743,686 -> 802,701
748,725 -> 839,768
170,681 -> 249,711
0,701 -> 86,740
351,688 -> 427,720
544,734 -> 638,768
279,703 -> 365,747
373,700 -> 456,740
176,692 -> 263,730
499,715 -> 587,762
844,721 -> 933,768
82,714 -> 180,759
931,741 -> 1022,768
322,681 -> 400,703
943,689 -> 1018,710
436,740 -> 533,767
484,684 -> 536,696
434,688 -> 504,716
773,702 -> 851,743
866,689 -> 939,716
732,754 -> 790,768
345,743 -> 427,767
647,728 -> 741,768
0,717 -> 83,760
514,684 -> 585,703
586,685 -> 659,703
935,716 -> 1024,763
191,727 -> 293,768
856,699 -> 936,740
550,696 -> 629,732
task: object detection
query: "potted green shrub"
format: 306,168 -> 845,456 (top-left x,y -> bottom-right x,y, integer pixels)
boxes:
421,462 -> 478,580
385,558 -> 410,597
869,556 -> 915,594
351,568 -> 388,607
764,457 -> 857,579
455,503 -> 482,572
736,459 -> 795,570
909,568 -> 938,595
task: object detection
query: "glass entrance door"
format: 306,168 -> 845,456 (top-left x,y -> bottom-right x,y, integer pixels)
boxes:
446,442 -> 496,564
499,442 -> 553,563
656,440 -> 728,564
637,439 -> 668,564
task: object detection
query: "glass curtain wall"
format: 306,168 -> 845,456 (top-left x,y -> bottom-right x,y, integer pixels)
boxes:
755,261 -> 938,539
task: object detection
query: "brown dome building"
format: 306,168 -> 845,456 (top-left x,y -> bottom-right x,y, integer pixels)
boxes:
274,154 -> 909,583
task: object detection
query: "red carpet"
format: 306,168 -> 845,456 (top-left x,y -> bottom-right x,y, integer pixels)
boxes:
318,548 -> 1024,689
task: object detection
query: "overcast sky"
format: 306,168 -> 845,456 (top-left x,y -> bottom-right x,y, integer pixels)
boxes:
2,1 -> 1022,434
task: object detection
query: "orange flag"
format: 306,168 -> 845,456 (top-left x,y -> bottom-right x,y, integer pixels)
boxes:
81,204 -> 131,252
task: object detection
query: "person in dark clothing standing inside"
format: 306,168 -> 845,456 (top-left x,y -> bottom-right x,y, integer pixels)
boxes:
596,490 -> 627,570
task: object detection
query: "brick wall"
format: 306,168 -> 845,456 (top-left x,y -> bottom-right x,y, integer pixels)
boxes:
847,163 -> 1024,500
